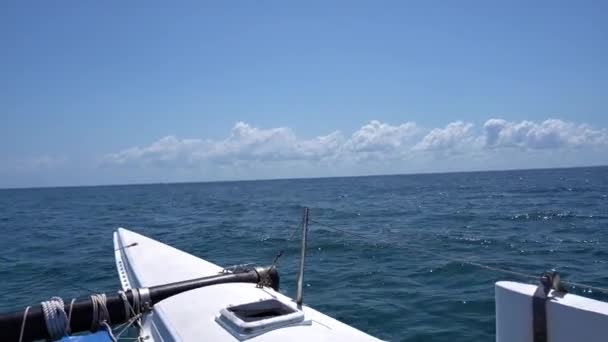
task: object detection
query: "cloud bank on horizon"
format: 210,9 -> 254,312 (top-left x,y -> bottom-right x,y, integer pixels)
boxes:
103,118 -> 608,169
3,117 -> 607,188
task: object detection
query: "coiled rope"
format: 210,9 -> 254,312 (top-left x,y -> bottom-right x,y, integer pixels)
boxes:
40,297 -> 68,340
16,291 -> 143,341
90,293 -> 111,332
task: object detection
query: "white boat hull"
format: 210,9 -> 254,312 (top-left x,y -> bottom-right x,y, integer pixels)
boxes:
495,281 -> 608,342
113,228 -> 383,342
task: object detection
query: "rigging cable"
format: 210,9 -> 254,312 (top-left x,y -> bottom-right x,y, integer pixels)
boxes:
309,219 -> 608,295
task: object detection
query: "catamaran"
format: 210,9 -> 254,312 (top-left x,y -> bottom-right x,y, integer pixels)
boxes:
1,209 -> 607,341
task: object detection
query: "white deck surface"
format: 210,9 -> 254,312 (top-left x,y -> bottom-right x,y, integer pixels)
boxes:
114,228 -> 383,342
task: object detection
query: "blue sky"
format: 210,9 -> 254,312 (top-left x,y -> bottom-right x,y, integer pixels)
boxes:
1,1 -> 607,188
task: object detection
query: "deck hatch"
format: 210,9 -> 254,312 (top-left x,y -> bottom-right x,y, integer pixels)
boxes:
215,299 -> 309,340
228,299 -> 296,321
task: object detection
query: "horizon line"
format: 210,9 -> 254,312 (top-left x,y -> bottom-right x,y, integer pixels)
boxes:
1,163 -> 607,191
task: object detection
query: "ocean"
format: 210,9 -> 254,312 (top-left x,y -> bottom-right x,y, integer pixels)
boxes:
1,166 -> 607,341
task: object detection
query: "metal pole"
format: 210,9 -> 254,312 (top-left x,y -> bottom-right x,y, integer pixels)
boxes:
296,207 -> 309,306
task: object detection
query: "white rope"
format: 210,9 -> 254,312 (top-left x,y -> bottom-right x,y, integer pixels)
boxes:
101,321 -> 118,342
561,279 -> 608,294
90,293 -> 111,332
40,296 -> 68,340
114,313 -> 143,339
67,298 -> 76,334
18,306 -> 30,342
118,290 -> 131,321
115,289 -> 145,337
132,290 -> 140,315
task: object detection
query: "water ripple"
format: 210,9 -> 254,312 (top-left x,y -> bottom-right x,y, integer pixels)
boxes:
1,166 -> 607,341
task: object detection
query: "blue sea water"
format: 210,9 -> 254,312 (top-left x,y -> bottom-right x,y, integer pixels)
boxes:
1,166 -> 607,341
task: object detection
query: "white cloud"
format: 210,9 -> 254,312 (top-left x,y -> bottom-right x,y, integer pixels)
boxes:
203,122 -> 344,162
482,118 -> 607,149
296,131 -> 345,160
104,135 -> 204,166
20,156 -> 69,169
104,122 -> 346,166
344,120 -> 417,153
103,118 -> 607,169
414,121 -> 475,151
204,122 -> 296,162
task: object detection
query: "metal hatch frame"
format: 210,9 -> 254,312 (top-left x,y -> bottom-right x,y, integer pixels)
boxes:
215,298 -> 311,340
